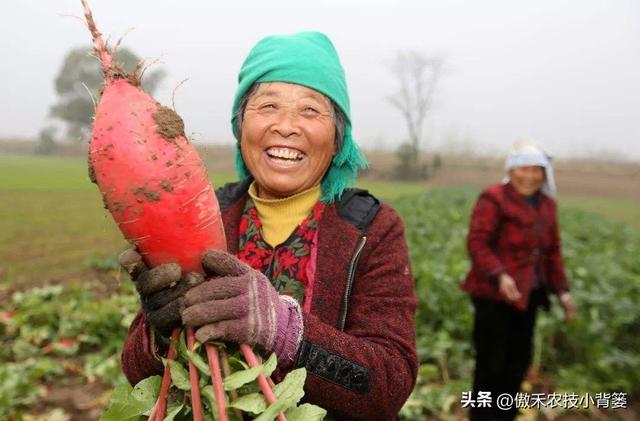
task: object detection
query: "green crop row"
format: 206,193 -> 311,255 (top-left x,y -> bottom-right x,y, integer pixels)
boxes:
0,277 -> 138,420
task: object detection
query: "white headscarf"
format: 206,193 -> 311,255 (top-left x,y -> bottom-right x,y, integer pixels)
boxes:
504,139 -> 556,196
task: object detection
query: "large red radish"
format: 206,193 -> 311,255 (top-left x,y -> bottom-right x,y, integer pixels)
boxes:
80,3 -> 287,420
82,0 -> 226,272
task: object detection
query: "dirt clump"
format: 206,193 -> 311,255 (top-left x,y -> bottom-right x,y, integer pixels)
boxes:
160,179 -> 174,192
154,106 -> 185,140
133,187 -> 161,202
88,157 -> 97,184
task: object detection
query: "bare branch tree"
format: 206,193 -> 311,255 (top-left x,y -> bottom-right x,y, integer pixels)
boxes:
387,51 -> 444,178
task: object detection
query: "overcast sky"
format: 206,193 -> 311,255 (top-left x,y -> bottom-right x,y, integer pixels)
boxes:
1,0 -> 639,159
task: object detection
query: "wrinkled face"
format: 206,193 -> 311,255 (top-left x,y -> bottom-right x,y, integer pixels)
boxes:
240,82 -> 336,199
510,166 -> 545,196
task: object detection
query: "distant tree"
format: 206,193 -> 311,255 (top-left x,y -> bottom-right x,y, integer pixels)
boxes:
35,126 -> 58,155
394,142 -> 422,180
433,153 -> 442,170
387,51 -> 444,179
50,46 -> 166,142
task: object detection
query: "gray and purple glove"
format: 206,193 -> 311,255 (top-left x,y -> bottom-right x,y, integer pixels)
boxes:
181,249 -> 304,369
118,248 -> 205,337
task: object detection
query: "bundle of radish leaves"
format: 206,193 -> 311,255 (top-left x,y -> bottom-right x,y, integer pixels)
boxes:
80,1 -> 325,419
102,335 -> 324,420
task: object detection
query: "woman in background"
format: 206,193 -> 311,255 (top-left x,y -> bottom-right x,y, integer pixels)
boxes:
462,140 -> 577,421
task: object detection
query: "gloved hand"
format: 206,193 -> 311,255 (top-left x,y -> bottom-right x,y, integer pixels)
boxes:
118,248 -> 205,337
181,249 -> 304,368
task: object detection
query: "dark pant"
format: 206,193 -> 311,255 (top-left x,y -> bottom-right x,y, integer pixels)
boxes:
469,290 -> 543,421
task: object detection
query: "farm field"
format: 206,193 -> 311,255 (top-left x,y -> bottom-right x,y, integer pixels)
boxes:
1,153 -> 639,420
2,153 -> 638,287
0,154 -> 431,287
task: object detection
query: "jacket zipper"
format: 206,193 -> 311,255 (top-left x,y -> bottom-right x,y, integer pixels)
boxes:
337,234 -> 367,331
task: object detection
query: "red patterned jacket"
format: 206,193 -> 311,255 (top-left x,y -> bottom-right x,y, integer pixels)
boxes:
121,181 -> 418,420
461,183 -> 569,311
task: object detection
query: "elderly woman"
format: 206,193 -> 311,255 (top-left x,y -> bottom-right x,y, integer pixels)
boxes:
119,32 -> 418,420
461,140 -> 577,421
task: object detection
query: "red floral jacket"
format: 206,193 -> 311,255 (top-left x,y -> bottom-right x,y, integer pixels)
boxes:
461,183 -> 569,311
121,181 -> 418,420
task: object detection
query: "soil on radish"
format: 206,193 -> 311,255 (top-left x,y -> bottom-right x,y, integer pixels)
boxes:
133,187 -> 161,202
160,179 -> 174,192
88,156 -> 97,184
154,105 -> 186,140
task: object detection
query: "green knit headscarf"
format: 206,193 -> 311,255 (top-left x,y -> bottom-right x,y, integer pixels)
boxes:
231,31 -> 367,203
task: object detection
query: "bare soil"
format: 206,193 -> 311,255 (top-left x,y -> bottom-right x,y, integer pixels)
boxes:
33,375 -> 109,421
427,165 -> 640,201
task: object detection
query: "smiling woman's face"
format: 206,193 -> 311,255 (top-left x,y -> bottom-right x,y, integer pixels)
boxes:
510,165 -> 545,197
240,82 -> 336,200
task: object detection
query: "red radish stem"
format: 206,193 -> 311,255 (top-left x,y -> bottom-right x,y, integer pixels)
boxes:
150,328 -> 180,421
148,401 -> 159,421
80,0 -> 112,74
205,344 -> 229,421
240,344 -> 287,421
148,404 -> 157,421
186,327 -> 204,421
221,349 -> 243,420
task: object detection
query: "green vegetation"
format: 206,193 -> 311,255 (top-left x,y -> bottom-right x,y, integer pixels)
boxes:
101,347 -> 323,421
0,154 -> 238,192
356,178 -> 428,199
0,190 -> 126,285
0,280 -> 139,419
0,154 -> 95,192
559,194 -> 640,229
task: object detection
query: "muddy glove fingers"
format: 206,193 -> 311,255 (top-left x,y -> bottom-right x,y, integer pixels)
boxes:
118,248 -> 186,335
143,272 -> 205,311
135,263 -> 182,295
118,248 -> 148,280
146,299 -> 184,337
141,273 -> 205,336
117,248 -> 182,295
201,249 -> 251,277
141,271 -> 205,336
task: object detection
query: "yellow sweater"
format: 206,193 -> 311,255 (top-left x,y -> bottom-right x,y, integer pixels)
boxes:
248,182 -> 322,247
